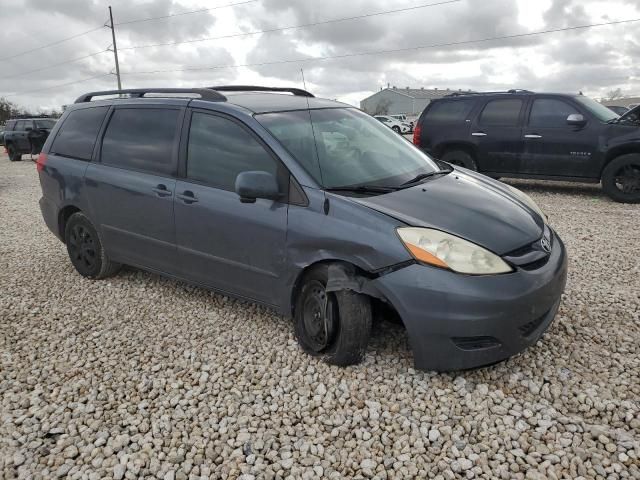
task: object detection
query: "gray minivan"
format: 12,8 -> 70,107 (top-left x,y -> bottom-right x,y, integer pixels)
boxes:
37,86 -> 568,372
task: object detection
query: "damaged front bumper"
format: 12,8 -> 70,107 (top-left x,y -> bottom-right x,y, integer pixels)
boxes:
368,229 -> 568,372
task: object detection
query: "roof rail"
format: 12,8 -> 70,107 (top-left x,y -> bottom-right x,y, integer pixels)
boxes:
444,89 -> 534,97
74,88 -> 227,104
208,85 -> 315,98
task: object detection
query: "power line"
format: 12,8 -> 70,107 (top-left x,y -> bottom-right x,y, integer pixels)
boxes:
119,0 -> 461,51
4,73 -> 112,98
119,17 -> 640,76
114,0 -> 258,26
0,50 -> 110,80
0,26 -> 106,62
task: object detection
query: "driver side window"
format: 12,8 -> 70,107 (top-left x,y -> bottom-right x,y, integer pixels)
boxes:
529,99 -> 580,128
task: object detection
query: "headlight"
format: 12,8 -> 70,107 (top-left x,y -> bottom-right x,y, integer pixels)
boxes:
397,227 -> 513,275
505,185 -> 545,220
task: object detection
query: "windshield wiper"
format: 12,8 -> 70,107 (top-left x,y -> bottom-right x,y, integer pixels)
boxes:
325,185 -> 397,194
399,168 -> 452,187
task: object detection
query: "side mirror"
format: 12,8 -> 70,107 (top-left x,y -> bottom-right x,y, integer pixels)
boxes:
235,171 -> 280,204
567,114 -> 586,127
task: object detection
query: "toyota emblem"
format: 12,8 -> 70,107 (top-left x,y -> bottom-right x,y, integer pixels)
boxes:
540,235 -> 551,253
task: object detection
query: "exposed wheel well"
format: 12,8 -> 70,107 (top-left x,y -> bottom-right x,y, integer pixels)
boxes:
602,146 -> 640,177
290,260 -> 373,317
58,206 -> 81,242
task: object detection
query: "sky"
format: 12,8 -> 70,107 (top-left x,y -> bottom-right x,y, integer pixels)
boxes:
0,0 -> 639,112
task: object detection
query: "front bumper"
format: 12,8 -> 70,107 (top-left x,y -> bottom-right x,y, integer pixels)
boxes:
372,229 -> 568,371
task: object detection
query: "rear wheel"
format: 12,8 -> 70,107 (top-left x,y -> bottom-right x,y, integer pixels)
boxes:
7,144 -> 21,162
294,264 -> 372,366
441,150 -> 477,170
602,154 -> 640,203
64,212 -> 121,279
392,126 -> 401,134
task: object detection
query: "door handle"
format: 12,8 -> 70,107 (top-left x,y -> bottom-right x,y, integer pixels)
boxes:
177,191 -> 198,204
471,132 -> 487,136
152,184 -> 172,197
524,134 -> 543,139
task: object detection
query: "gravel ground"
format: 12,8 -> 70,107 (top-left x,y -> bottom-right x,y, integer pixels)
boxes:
1,152 -> 639,480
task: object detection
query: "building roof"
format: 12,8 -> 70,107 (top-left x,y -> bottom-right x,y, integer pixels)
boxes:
362,87 -> 470,102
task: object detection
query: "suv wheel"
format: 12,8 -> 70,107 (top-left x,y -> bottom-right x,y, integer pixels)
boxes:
7,144 -> 21,162
64,212 -> 121,279
441,150 -> 477,170
294,264 -> 372,366
602,154 -> 640,203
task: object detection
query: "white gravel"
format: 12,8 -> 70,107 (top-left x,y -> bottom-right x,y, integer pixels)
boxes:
1,153 -> 639,479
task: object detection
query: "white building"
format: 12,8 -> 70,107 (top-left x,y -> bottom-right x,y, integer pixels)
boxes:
360,87 -> 470,116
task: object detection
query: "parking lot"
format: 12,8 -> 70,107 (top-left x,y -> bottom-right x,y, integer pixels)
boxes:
1,151 -> 638,479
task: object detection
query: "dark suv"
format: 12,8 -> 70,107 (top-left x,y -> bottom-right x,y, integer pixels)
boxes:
3,117 -> 57,161
413,90 -> 640,203
36,86 -> 567,372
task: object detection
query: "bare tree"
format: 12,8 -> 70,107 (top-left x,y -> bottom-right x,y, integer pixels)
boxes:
371,99 -> 392,116
606,88 -> 625,101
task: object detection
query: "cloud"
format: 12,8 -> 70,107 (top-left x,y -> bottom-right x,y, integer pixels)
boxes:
1,0 -> 639,110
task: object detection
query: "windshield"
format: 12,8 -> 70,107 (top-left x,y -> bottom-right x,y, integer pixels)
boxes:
257,108 -> 439,189
34,119 -> 56,129
573,96 -> 619,122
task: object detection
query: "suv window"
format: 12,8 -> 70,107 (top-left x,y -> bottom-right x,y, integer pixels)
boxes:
479,99 -> 523,126
187,112 -> 279,191
15,120 -> 27,131
5,120 -> 16,131
424,99 -> 475,123
51,107 -> 108,160
529,99 -> 579,128
101,108 -> 179,175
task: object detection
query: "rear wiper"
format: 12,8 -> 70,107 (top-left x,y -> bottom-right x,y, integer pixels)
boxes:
399,168 -> 452,187
325,185 -> 397,194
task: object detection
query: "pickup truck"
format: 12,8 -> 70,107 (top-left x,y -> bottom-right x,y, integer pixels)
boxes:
3,117 -> 57,162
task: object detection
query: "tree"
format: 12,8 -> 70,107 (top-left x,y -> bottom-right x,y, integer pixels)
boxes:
0,97 -> 19,124
605,88 -> 624,101
371,98 -> 392,116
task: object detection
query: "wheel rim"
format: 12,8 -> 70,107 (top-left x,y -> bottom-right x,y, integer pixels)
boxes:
301,281 -> 337,352
613,164 -> 640,194
68,224 -> 97,270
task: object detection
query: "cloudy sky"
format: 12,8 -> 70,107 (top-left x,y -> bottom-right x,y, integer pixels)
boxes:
1,0 -> 639,112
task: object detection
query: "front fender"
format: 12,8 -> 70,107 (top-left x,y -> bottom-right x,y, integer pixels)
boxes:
279,187 -> 412,315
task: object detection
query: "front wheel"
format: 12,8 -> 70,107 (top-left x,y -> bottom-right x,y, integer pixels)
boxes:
392,126 -> 401,134
294,265 -> 372,366
441,150 -> 477,170
7,144 -> 21,162
602,154 -> 640,203
64,212 -> 121,279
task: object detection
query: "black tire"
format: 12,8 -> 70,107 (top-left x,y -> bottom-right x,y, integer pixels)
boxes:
441,150 -> 477,170
294,264 -> 372,366
7,144 -> 21,162
601,154 -> 640,203
64,212 -> 121,279
392,126 -> 401,134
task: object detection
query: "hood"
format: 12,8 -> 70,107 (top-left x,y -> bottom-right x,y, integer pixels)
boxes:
351,169 -> 545,255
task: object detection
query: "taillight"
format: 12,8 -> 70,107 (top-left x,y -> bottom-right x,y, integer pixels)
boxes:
413,123 -> 422,146
36,153 -> 47,172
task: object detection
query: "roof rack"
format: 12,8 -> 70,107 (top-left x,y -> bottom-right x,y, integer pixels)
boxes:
74,88 -> 226,104
445,89 -> 534,97
208,85 -> 315,98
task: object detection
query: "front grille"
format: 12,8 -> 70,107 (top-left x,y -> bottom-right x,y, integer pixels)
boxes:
503,226 -> 553,270
452,336 -> 502,351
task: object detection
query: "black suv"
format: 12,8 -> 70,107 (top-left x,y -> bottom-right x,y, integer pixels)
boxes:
413,90 -> 640,203
3,117 -> 57,161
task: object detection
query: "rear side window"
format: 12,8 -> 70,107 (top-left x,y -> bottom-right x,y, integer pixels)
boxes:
101,108 -> 179,175
424,99 -> 475,123
529,99 -> 579,128
15,120 -> 27,131
51,107 -> 108,160
479,99 -> 523,126
186,112 -> 279,191
6,120 -> 16,131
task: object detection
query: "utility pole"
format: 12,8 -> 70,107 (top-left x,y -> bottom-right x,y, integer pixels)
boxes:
108,6 -> 122,90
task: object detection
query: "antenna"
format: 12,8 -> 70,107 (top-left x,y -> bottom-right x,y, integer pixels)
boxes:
300,69 -> 308,91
